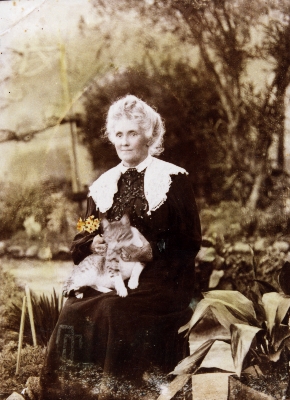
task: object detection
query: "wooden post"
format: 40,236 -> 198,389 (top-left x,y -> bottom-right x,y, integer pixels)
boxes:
16,296 -> 26,375
25,285 -> 37,347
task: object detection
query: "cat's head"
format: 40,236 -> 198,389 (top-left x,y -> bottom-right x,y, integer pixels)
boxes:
101,215 -> 133,248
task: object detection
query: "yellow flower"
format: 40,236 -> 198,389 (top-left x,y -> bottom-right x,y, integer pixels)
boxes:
92,218 -> 100,230
77,215 -> 101,234
76,218 -> 86,232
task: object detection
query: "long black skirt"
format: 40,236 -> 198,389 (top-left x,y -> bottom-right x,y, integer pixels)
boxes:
39,283 -> 192,400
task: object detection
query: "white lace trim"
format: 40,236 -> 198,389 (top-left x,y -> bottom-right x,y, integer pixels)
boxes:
88,157 -> 188,215
119,154 -> 153,173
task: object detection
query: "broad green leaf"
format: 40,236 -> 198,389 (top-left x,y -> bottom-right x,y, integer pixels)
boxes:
189,308 -> 231,354
178,298 -> 216,334
231,323 -> 261,377
156,375 -> 191,400
272,324 -> 290,352
200,341 -> 235,372
268,348 -> 283,362
180,291 -> 255,336
262,292 -> 290,336
171,339 -> 215,375
203,290 -> 256,323
211,302 -> 248,331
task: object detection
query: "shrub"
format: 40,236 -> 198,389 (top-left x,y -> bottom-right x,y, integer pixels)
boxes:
0,267 -> 23,345
0,341 -> 44,393
0,181 -> 79,243
5,289 -> 63,346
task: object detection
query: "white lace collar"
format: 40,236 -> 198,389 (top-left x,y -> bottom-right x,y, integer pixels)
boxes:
89,157 -> 188,215
119,155 -> 153,173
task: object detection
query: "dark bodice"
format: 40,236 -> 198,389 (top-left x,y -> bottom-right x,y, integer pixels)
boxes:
106,168 -> 148,233
70,168 -> 201,305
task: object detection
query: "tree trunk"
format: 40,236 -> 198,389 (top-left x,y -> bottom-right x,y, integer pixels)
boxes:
246,169 -> 265,210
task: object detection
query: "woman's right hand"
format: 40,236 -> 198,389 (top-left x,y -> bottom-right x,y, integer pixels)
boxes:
90,235 -> 107,256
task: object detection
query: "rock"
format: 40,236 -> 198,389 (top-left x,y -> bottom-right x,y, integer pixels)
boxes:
197,247 -> 216,262
23,216 -> 41,238
25,245 -> 39,258
209,269 -> 225,288
6,392 -> 25,400
214,255 -> 225,269
7,245 -> 25,258
202,236 -> 216,247
37,246 -> 52,260
232,242 -> 252,254
272,241 -> 289,253
253,237 -> 267,252
0,241 -> 6,255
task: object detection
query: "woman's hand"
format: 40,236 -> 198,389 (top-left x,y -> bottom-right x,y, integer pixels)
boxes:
90,235 -> 107,256
121,233 -> 153,263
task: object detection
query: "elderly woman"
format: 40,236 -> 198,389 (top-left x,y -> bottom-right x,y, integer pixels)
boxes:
39,95 -> 201,399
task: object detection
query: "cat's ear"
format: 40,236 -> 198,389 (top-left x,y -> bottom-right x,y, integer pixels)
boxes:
101,218 -> 109,229
120,214 -> 130,225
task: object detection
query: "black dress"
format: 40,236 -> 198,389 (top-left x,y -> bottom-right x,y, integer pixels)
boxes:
40,169 -> 201,399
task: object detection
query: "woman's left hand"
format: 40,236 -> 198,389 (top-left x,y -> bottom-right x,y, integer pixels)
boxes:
121,234 -> 153,263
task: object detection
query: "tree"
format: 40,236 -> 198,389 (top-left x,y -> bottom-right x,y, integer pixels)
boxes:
90,0 -> 290,209
81,63 -> 223,200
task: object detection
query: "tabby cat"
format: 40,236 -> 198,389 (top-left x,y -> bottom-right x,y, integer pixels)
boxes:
63,215 -> 145,298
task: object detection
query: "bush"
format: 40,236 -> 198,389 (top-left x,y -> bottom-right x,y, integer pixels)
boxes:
200,201 -> 244,239
5,289 -> 63,346
0,181 -> 79,243
0,267 -> 23,344
0,341 -> 44,393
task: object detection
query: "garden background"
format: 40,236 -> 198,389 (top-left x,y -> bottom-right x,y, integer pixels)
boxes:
1,0 -> 290,397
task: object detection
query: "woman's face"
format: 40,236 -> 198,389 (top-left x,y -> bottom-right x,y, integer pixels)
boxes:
112,118 -> 150,167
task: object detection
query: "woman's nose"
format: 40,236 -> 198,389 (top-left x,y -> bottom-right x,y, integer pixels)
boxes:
121,135 -> 129,145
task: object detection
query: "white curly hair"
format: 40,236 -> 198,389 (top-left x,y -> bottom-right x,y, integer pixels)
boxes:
105,95 -> 165,156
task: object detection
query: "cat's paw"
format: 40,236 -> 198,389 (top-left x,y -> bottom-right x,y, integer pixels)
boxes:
117,287 -> 128,297
128,278 -> 139,290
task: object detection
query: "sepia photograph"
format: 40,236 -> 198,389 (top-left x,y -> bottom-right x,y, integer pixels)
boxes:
1,0 -> 290,399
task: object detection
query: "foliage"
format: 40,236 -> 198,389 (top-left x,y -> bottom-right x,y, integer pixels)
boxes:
81,63 -> 229,201
5,289 -> 63,346
170,262 -> 290,398
0,181 -> 78,241
0,268 -> 23,346
0,341 -> 44,394
91,0 -> 290,208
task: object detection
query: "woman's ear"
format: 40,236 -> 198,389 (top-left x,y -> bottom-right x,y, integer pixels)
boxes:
147,137 -> 153,147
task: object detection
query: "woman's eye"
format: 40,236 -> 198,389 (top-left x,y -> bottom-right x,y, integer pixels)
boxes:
116,132 -> 122,138
131,131 -> 138,136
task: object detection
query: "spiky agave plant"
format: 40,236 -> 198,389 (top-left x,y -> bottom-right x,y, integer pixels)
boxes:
5,288 -> 63,346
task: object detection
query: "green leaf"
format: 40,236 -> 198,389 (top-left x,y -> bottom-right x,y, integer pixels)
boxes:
179,290 -> 256,336
203,291 -> 256,323
272,324 -> 290,352
189,308 -> 230,355
200,341 -> 235,372
231,323 -> 261,377
262,292 -> 290,336
156,374 -> 191,400
171,339 -> 215,375
178,298 -> 216,334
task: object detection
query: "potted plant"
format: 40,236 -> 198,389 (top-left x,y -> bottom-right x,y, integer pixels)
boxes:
163,262 -> 290,400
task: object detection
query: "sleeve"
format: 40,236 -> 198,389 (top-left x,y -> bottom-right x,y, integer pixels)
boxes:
70,196 -> 101,265
148,173 -> 201,263
148,173 -> 201,302
167,173 -> 202,257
